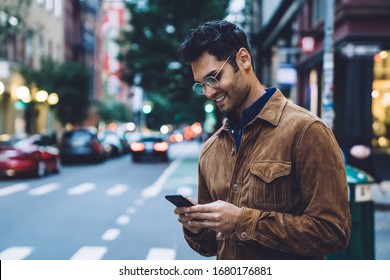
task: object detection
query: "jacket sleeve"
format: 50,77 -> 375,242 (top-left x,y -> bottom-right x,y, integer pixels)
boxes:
183,164 -> 218,257
235,121 -> 351,256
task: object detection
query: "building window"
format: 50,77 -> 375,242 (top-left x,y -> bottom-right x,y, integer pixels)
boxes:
48,39 -> 53,58
372,50 -> 390,153
311,0 -> 325,27
46,0 -> 54,12
25,30 -> 34,66
38,33 -> 44,58
54,0 -> 62,18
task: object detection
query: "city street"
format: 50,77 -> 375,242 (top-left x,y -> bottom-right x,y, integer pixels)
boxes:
0,141 -> 389,260
0,141 -> 210,260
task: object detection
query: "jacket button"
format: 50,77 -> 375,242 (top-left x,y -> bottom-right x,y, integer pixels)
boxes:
232,183 -> 239,191
240,232 -> 248,239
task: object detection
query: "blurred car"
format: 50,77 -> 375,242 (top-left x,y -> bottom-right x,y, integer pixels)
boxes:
0,134 -> 61,178
130,135 -> 169,162
100,132 -> 126,158
59,128 -> 106,164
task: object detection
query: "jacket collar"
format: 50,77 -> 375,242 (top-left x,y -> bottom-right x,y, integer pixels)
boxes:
221,88 -> 288,132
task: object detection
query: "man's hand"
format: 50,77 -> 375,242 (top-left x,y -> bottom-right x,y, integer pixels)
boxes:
185,200 -> 242,233
174,197 -> 204,234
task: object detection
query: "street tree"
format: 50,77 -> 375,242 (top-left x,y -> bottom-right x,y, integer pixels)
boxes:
98,101 -> 132,124
119,0 -> 229,129
21,58 -> 91,126
0,0 -> 32,45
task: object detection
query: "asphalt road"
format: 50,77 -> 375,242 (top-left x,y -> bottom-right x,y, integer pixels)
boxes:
0,142 -> 210,260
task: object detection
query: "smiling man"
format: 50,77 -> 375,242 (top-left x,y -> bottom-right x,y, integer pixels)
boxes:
174,20 -> 351,260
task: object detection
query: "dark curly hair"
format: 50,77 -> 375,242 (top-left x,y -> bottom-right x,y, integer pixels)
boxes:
178,20 -> 252,72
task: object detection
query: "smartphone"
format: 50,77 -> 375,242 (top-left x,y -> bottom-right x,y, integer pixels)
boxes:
165,194 -> 195,207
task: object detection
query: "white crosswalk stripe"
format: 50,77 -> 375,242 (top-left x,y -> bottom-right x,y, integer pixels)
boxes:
67,183 -> 96,195
0,247 -> 34,260
106,184 -> 128,196
116,215 -> 131,225
70,246 -> 108,260
0,183 -> 29,197
0,246 -> 178,260
28,183 -> 60,196
101,228 -> 121,241
0,182 -> 135,197
146,248 -> 176,260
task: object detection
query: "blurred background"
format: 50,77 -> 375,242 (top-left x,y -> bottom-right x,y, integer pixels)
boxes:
0,0 -> 390,260
0,0 -> 390,166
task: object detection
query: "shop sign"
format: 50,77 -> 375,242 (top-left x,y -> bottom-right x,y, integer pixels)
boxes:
0,61 -> 10,78
339,43 -> 380,58
277,64 -> 297,86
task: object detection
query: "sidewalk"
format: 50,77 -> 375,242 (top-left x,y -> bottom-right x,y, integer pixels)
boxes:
370,181 -> 390,209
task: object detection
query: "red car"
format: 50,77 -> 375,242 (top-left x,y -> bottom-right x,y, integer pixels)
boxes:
0,134 -> 61,178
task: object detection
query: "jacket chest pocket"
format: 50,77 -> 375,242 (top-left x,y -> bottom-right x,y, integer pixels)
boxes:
249,161 -> 292,211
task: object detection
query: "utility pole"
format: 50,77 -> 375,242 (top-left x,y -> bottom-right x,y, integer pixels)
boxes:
322,0 -> 335,129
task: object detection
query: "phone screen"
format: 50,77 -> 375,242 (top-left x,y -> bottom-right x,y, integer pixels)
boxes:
165,195 -> 194,207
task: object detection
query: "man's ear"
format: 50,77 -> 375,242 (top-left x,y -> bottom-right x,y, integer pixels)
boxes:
237,48 -> 252,70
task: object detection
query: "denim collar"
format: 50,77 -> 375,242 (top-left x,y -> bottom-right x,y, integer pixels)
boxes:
227,87 -> 276,129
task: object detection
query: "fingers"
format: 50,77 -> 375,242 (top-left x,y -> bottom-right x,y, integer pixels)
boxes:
178,213 -> 203,234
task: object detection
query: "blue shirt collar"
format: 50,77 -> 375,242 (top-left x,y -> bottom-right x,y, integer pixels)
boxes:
227,87 -> 276,129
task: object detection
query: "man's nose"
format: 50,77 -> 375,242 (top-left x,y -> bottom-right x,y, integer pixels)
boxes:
204,85 -> 218,98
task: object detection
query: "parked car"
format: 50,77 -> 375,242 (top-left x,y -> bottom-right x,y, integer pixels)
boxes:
100,132 -> 126,158
130,134 -> 169,162
59,128 -> 106,164
0,134 -> 61,178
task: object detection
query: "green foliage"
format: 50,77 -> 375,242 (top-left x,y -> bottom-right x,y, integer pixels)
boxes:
119,0 -> 229,129
97,101 -> 132,123
0,0 -> 32,45
21,58 -> 91,126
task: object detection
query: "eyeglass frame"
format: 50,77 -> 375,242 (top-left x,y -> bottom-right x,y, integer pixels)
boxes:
192,53 -> 234,96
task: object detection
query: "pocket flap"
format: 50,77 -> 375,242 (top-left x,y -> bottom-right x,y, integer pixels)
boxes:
250,161 -> 291,183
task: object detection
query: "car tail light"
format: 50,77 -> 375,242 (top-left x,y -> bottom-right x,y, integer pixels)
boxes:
154,142 -> 168,152
131,142 -> 144,152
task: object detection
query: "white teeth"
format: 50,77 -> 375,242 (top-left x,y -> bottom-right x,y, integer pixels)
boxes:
216,95 -> 225,102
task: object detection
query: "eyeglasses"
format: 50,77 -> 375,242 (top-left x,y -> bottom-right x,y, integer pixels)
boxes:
192,53 -> 233,95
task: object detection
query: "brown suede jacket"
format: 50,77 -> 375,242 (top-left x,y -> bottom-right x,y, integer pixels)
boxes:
184,89 -> 351,259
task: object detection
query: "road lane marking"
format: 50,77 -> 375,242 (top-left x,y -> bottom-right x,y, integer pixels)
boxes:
101,228 -> 121,241
0,247 -> 34,259
106,184 -> 128,196
70,246 -> 107,260
176,186 -> 194,197
29,183 -> 60,196
116,215 -> 131,225
126,208 -> 137,215
0,183 -> 29,197
134,198 -> 144,206
141,159 -> 182,198
67,183 -> 96,195
146,248 -> 176,260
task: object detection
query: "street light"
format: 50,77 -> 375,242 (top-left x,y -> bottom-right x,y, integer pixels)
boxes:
142,102 -> 153,114
14,86 -> 60,134
141,101 -> 153,130
47,92 -> 59,105
15,85 -> 31,103
35,90 -> 48,103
